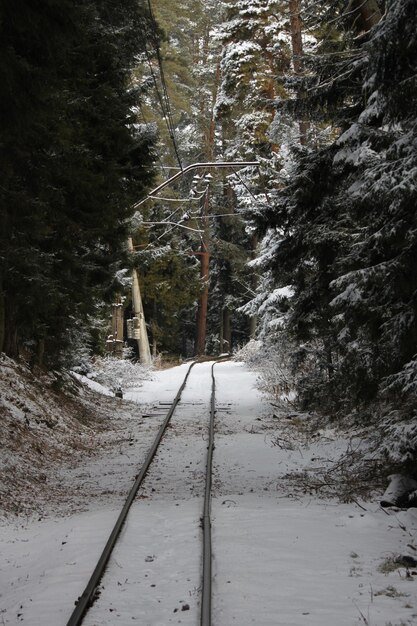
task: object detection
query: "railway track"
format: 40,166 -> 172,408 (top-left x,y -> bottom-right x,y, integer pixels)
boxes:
67,360 -> 222,626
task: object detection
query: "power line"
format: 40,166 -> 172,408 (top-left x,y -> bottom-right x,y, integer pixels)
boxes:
230,171 -> 270,209
154,46 -> 183,171
146,0 -> 183,171
143,44 -> 176,160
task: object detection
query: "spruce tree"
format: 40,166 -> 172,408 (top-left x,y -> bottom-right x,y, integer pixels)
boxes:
251,0 -> 417,419
0,0 -> 155,366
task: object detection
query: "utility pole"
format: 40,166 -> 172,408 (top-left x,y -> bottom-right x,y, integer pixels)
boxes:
127,237 -> 152,365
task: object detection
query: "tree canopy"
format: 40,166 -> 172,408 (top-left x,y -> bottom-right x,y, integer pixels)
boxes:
248,0 -> 417,428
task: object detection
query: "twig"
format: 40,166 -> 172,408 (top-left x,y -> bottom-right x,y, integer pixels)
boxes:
352,498 -> 367,512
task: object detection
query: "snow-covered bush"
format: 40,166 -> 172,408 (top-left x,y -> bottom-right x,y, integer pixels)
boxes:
381,356 -> 417,400
87,354 -> 151,393
379,408 -> 417,467
255,341 -> 299,406
235,338 -> 299,407
232,339 -> 262,363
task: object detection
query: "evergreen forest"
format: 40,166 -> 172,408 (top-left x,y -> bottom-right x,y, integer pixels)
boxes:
1,0 -> 417,468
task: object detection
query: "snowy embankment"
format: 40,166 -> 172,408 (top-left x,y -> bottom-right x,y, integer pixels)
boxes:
0,358 -> 417,625
0,355 -> 147,518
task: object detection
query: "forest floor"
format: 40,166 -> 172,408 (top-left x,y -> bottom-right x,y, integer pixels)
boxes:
1,357 -> 417,625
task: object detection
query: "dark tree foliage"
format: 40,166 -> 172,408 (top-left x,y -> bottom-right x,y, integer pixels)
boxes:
279,0 -> 383,129
255,0 -> 417,415
207,206 -> 253,354
139,250 -> 200,355
0,0 -> 155,365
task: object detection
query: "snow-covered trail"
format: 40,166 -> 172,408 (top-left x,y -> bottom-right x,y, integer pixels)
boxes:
1,361 -> 417,626
212,365 -> 402,625
211,364 -> 417,626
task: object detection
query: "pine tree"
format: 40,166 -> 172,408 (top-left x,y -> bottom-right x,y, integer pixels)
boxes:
215,0 -> 291,159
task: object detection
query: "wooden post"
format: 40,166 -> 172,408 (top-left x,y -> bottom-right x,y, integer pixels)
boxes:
110,298 -> 124,358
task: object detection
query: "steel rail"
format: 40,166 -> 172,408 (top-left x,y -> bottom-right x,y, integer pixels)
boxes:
66,361 -> 197,626
201,362 -> 217,626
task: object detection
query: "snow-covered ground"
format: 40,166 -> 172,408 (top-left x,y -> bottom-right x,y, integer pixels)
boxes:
1,360 -> 417,625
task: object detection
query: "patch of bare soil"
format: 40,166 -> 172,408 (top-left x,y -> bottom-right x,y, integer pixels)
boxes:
0,355 -> 141,519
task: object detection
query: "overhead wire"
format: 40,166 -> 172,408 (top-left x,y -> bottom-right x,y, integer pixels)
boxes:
154,48 -> 183,171
139,4 -> 269,246
147,195 -> 202,203
133,0 -> 187,252
143,44 -> 177,168
146,0 -> 183,171
230,171 -> 270,209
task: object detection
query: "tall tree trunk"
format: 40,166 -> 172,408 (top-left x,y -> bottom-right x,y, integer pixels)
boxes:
194,58 -> 221,356
352,0 -> 382,31
195,190 -> 210,356
110,294 -> 124,358
222,308 -> 231,353
3,298 -> 18,358
36,338 -> 45,368
219,308 -> 224,355
0,276 -> 5,354
152,301 -> 158,358
206,61 -> 221,161
195,248 -> 209,356
289,0 -> 303,74
249,234 -> 258,338
288,0 -> 309,145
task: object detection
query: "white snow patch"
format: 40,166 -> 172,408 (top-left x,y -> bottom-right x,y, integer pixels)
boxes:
1,361 -> 416,625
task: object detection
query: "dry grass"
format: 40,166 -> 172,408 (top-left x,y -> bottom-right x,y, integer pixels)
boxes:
268,411 -> 387,503
0,356 -> 136,518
